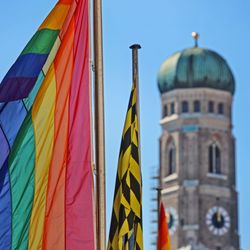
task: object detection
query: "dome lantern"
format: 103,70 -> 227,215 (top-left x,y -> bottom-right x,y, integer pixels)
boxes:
191,32 -> 199,47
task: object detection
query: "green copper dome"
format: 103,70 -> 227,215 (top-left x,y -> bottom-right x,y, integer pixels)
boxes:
158,47 -> 235,95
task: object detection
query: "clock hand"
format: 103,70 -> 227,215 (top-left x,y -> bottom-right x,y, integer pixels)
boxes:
216,209 -> 222,223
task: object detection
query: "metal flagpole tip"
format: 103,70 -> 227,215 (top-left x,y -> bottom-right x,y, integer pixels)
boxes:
129,44 -> 141,50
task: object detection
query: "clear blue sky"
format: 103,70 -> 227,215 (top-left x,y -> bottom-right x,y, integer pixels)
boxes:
0,1 -> 249,249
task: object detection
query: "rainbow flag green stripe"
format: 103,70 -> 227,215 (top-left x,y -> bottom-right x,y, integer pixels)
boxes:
21,29 -> 59,55
9,111 -> 35,250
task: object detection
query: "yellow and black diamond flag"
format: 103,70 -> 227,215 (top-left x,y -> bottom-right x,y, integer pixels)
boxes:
107,82 -> 143,250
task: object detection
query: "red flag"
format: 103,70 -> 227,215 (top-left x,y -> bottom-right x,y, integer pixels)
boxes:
157,202 -> 172,250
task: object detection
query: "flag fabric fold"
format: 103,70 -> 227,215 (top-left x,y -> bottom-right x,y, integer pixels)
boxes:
157,202 -> 172,250
0,0 -> 95,249
107,82 -> 143,250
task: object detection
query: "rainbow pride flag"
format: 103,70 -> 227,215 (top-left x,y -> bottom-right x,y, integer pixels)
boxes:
0,0 -> 95,249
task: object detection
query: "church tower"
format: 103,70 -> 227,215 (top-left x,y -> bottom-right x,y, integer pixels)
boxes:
158,34 -> 240,250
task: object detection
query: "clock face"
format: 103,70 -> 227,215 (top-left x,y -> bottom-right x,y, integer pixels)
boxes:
206,206 -> 230,236
165,207 -> 178,235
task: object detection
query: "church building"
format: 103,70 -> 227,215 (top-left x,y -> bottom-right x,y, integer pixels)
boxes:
158,33 -> 240,250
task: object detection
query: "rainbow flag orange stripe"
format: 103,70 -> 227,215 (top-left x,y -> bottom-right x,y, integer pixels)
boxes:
158,202 -> 172,250
0,0 -> 95,249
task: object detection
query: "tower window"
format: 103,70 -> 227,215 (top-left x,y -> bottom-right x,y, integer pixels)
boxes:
168,147 -> 176,175
208,101 -> 214,113
163,104 -> 168,117
168,148 -> 175,175
181,101 -> 189,113
218,103 -> 224,115
170,102 -> 175,115
209,143 -> 221,174
194,100 -> 201,112
166,141 -> 176,176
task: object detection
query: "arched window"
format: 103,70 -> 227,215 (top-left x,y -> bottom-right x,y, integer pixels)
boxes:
209,143 -> 221,174
208,101 -> 214,113
194,100 -> 201,112
182,101 -> 189,113
170,102 -> 175,115
218,103 -> 224,115
167,143 -> 176,175
163,104 -> 168,117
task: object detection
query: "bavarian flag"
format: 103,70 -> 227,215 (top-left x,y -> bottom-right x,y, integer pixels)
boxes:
158,202 -> 172,250
107,82 -> 143,250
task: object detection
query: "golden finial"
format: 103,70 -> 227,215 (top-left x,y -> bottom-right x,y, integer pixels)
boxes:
192,32 -> 199,47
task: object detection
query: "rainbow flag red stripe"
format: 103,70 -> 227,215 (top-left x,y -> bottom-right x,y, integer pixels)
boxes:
0,0 -> 95,249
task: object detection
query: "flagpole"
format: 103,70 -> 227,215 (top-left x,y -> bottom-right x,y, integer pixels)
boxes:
93,0 -> 106,248
129,44 -> 141,145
